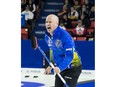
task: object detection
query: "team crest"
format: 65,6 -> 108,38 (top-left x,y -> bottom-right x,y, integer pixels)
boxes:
55,40 -> 62,48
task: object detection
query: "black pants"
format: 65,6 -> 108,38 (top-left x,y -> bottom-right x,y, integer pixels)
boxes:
55,65 -> 82,87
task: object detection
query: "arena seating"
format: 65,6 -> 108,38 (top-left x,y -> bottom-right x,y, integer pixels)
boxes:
21,28 -> 28,39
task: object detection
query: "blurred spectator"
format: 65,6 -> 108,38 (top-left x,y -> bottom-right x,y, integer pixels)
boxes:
68,6 -> 79,28
64,0 -> 69,5
62,14 -> 71,28
21,0 -> 27,12
84,0 -> 91,12
68,6 -> 79,21
27,0 -> 36,13
76,20 -> 86,36
21,6 -> 34,21
80,14 -> 90,28
21,6 -> 34,39
27,0 -> 36,20
79,4 -> 89,17
89,6 -> 95,21
21,6 -> 34,28
73,0 -> 81,12
64,0 -> 71,9
58,5 -> 68,23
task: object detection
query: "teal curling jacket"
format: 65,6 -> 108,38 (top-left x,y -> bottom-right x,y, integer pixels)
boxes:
45,26 -> 81,72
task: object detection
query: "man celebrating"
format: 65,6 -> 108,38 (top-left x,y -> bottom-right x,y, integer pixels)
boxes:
44,14 -> 82,87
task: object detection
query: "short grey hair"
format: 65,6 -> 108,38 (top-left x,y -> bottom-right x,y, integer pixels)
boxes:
46,14 -> 59,24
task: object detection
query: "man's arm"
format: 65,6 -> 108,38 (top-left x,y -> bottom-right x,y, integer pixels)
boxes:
58,33 -> 74,72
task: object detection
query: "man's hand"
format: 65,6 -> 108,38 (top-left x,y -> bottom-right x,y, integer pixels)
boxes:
44,66 -> 52,74
53,67 -> 61,74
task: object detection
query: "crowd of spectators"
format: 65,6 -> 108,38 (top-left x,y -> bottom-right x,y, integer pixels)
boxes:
58,0 -> 95,40
21,0 -> 45,39
21,0 -> 95,41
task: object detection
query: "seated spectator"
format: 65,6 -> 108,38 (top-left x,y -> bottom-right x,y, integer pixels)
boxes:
21,6 -> 34,22
27,0 -> 36,12
27,0 -> 36,19
58,5 -> 68,23
73,0 -> 81,12
75,20 -> 86,36
62,14 -> 72,28
80,14 -> 90,28
89,6 -> 95,28
64,0 -> 69,5
89,6 -> 95,21
68,6 -> 79,21
84,0 -> 91,12
64,0 -> 71,9
68,6 -> 79,28
21,6 -> 34,39
78,4 -> 89,19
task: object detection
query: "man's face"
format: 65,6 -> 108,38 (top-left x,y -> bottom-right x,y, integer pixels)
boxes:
45,16 -> 58,34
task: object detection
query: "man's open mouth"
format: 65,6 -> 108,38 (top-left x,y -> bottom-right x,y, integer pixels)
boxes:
47,26 -> 51,29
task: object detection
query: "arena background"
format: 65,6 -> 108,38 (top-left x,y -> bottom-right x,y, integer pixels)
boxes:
1,0 -> 116,87
21,0 -> 95,87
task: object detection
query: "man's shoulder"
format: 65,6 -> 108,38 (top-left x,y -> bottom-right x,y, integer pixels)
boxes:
57,26 -> 66,31
56,26 -> 71,38
56,26 -> 67,35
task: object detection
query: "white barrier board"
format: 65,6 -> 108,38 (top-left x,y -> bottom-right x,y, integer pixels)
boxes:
21,68 -> 95,87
